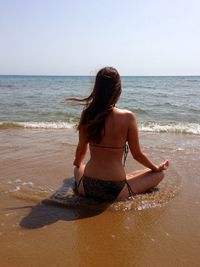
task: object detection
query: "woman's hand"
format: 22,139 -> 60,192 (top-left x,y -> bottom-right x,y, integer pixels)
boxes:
154,160 -> 169,172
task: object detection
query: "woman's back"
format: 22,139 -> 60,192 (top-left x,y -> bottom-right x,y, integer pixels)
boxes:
71,67 -> 168,201
98,107 -> 129,146
84,107 -> 130,181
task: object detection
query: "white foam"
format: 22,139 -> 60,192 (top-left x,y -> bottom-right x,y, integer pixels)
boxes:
18,121 -> 200,134
22,182 -> 34,186
11,186 -> 21,192
1,120 -> 200,135
17,121 -> 74,129
139,122 -> 200,135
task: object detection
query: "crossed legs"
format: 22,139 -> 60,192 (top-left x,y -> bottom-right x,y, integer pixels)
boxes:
74,165 -> 164,200
117,169 -> 164,200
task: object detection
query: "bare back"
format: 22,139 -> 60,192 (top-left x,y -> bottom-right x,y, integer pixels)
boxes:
84,107 -> 131,181
73,67 -> 168,199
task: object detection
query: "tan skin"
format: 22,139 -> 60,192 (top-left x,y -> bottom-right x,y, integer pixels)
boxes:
74,107 -> 169,200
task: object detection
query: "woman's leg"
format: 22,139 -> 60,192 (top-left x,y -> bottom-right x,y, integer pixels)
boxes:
117,168 -> 164,200
74,163 -> 85,196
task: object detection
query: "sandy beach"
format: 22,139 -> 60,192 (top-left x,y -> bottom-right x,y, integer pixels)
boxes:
1,0 -> 200,264
0,128 -> 200,267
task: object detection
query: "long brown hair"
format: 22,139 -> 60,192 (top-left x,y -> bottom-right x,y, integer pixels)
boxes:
66,67 -> 121,143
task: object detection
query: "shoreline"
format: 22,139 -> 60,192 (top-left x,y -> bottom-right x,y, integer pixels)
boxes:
0,120 -> 200,135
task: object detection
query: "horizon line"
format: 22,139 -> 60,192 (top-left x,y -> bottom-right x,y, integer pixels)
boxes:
0,74 -> 200,77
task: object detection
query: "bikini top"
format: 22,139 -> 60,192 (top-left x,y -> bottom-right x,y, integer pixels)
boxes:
90,143 -> 129,167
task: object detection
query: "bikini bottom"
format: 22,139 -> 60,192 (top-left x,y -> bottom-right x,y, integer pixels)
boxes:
77,175 -> 135,202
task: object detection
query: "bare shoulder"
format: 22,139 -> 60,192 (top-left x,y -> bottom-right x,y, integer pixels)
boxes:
114,107 -> 136,120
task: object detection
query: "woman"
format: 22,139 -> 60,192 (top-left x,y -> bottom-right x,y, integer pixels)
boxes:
68,67 -> 169,202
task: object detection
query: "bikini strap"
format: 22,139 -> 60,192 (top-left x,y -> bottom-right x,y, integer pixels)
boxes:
90,142 -> 129,167
123,143 -> 129,167
76,176 -> 83,189
125,180 -> 136,196
90,144 -> 124,149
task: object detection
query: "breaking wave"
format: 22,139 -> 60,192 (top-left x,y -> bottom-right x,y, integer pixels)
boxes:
0,121 -> 200,135
139,121 -> 200,135
0,121 -> 74,129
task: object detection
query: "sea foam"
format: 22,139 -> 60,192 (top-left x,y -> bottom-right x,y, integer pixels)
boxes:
139,122 -> 200,135
0,121 -> 74,129
0,121 -> 199,135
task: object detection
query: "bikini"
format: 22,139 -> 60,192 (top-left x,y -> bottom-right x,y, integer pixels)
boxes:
76,143 -> 136,201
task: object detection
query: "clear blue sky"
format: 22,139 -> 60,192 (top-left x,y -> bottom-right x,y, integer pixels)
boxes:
0,0 -> 200,75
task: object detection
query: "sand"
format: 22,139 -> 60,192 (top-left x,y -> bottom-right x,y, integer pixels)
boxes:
0,128 -> 200,267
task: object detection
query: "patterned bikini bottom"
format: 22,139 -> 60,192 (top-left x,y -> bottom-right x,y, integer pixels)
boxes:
77,175 -> 135,202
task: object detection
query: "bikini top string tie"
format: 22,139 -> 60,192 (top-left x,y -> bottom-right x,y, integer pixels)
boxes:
123,143 -> 129,167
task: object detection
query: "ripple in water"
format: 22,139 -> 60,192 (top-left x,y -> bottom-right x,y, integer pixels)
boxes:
8,167 -> 181,212
112,167 -> 181,211
6,179 -> 54,203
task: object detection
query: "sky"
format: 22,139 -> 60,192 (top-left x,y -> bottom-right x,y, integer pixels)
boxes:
0,0 -> 200,75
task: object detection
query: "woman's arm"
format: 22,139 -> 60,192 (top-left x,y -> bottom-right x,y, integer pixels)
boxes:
73,129 -> 88,168
127,112 -> 168,172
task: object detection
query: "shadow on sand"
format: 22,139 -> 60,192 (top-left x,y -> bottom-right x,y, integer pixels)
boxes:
19,177 -> 109,229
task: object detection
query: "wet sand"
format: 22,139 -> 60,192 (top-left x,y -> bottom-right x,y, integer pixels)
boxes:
0,128 -> 200,267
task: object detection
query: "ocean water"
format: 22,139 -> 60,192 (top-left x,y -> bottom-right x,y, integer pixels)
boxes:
0,75 -> 200,134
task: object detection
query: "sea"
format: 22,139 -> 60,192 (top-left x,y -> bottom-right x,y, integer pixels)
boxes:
0,75 -> 200,134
